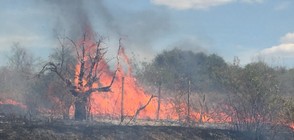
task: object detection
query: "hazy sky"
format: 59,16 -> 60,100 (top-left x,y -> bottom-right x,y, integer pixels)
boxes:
1,0 -> 294,67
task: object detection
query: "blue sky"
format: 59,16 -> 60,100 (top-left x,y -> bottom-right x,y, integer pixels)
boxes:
1,0 -> 294,67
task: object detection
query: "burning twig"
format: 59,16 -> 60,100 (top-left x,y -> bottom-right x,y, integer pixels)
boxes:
127,95 -> 157,125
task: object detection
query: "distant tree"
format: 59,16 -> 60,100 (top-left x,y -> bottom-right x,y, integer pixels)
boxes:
278,68 -> 294,96
277,68 -> 294,127
205,53 -> 227,92
0,43 -> 38,116
138,48 -> 226,94
6,44 -> 35,95
216,61 -> 283,138
8,43 -> 35,74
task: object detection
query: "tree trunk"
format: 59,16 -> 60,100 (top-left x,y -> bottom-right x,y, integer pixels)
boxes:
74,96 -> 87,120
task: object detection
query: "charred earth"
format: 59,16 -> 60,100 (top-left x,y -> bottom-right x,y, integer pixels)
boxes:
1,114 -> 293,140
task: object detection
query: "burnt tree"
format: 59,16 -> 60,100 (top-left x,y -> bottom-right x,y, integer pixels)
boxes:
39,34 -> 120,120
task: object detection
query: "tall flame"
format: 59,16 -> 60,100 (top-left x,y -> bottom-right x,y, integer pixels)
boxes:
71,30 -> 223,122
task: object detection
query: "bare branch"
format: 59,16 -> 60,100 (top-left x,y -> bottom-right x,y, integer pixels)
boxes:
56,36 -> 68,75
84,40 -> 123,96
66,37 -> 80,60
85,40 -> 102,86
38,62 -> 78,97
127,95 -> 157,124
77,35 -> 87,90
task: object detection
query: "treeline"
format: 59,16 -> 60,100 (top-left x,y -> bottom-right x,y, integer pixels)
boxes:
136,48 -> 294,95
135,48 -> 294,138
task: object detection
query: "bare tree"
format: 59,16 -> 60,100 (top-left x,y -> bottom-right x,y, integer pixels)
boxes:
6,43 -> 36,90
8,43 -> 35,74
39,33 -> 120,120
5,44 -> 37,116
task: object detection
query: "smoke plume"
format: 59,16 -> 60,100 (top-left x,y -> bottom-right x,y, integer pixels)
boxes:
37,0 -> 171,60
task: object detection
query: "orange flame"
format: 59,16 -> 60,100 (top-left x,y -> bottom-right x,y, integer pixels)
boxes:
289,123 -> 294,129
65,25 -> 234,123
71,31 -> 228,122
0,98 -> 27,109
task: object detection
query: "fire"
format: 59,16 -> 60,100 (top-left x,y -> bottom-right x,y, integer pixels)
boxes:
0,98 -> 27,109
90,64 -> 176,119
290,123 -> 294,129
74,43 -> 177,119
71,29 -> 228,122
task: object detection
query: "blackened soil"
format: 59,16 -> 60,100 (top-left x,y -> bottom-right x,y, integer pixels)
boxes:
0,114 -> 280,140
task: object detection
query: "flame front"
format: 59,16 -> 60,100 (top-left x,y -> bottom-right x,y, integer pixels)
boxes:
0,98 -> 27,109
90,65 -> 175,119
74,43 -> 178,119
71,29 -> 231,122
